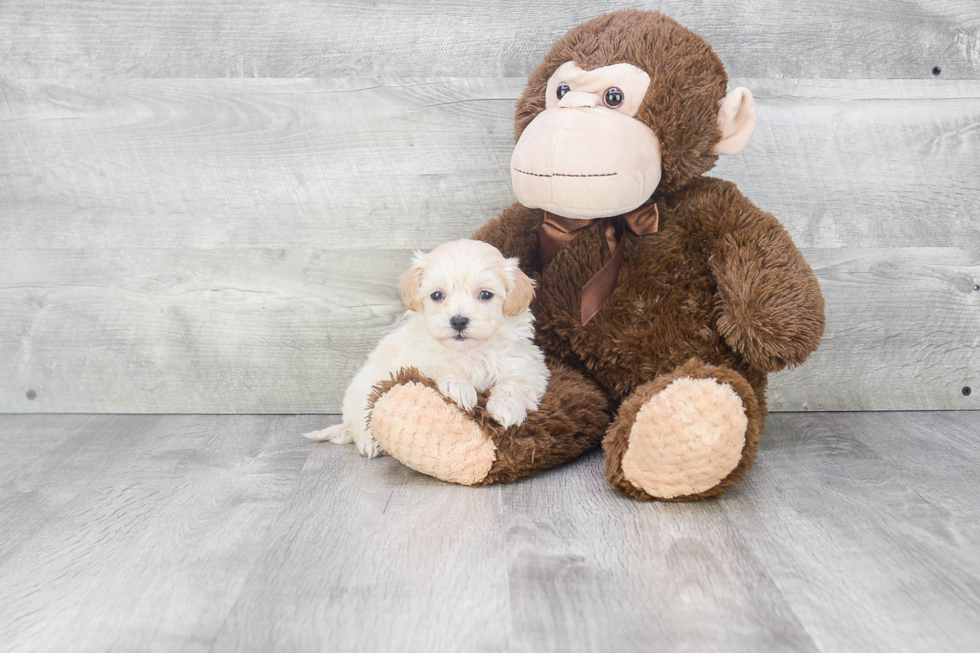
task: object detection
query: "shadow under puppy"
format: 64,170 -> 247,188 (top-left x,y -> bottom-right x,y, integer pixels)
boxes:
305,238 -> 550,457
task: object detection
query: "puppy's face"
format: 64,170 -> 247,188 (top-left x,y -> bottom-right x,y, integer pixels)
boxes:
399,239 -> 535,350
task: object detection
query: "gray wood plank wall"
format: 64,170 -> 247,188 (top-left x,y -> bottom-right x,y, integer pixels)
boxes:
1,1 -> 978,413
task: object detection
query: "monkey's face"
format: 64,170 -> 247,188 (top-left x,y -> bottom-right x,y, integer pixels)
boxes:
511,57 -> 756,220
511,62 -> 661,219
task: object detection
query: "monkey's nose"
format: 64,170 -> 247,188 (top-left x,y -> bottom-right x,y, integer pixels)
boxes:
558,91 -> 598,108
449,315 -> 470,332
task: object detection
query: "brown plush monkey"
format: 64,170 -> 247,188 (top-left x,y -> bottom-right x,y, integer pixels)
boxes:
368,9 -> 825,501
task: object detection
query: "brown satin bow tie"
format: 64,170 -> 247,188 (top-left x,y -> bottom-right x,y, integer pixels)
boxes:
537,202 -> 660,325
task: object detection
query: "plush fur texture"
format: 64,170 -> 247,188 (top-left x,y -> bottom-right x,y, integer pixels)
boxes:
473,178 -> 823,408
368,10 -> 825,500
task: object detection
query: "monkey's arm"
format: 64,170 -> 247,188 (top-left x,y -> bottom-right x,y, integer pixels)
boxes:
709,193 -> 825,373
472,203 -> 542,275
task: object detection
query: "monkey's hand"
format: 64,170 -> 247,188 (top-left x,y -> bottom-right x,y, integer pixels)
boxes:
711,212 -> 825,373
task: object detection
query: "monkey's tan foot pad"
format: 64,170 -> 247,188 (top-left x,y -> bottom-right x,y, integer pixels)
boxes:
371,381 -> 496,486
621,377 -> 748,500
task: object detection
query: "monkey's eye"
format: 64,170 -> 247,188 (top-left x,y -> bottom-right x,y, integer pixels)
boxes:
430,291 -> 444,302
479,290 -> 493,301
603,87 -> 624,108
556,83 -> 571,100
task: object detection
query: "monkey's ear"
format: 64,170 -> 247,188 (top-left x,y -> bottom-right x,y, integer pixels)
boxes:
503,261 -> 536,317
713,87 -> 756,155
399,254 -> 426,311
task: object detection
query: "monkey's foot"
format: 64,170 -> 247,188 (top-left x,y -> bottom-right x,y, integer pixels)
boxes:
604,360 -> 762,501
369,365 -> 610,486
370,375 -> 496,486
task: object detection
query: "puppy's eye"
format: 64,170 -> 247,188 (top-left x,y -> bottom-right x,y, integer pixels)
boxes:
603,87 -> 624,108
430,291 -> 444,302
556,83 -> 571,100
479,290 -> 493,301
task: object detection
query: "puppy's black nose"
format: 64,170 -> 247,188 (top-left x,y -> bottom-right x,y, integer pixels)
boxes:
450,315 -> 470,332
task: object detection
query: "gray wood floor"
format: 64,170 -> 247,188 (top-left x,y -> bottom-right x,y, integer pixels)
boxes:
1,412 -> 978,652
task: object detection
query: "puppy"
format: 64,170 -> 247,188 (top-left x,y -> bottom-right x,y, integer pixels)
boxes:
304,239 -> 550,458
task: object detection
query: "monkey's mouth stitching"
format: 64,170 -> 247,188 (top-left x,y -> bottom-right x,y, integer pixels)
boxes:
513,167 -> 617,178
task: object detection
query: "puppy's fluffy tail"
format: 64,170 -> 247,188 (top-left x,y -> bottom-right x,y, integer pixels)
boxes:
303,423 -> 352,444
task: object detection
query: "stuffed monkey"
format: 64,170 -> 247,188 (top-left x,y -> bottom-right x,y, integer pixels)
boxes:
368,9 -> 825,500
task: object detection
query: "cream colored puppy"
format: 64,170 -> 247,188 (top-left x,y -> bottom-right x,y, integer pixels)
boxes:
304,239 -> 550,458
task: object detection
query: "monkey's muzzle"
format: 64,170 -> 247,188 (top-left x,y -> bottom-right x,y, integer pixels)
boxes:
511,106 -> 662,220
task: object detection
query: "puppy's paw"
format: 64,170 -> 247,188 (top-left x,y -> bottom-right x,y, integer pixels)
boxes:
354,431 -> 383,459
487,389 -> 528,428
303,423 -> 351,444
437,376 -> 478,412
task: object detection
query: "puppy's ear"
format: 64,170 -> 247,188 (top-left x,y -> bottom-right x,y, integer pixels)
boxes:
399,253 -> 426,311
502,259 -> 535,317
